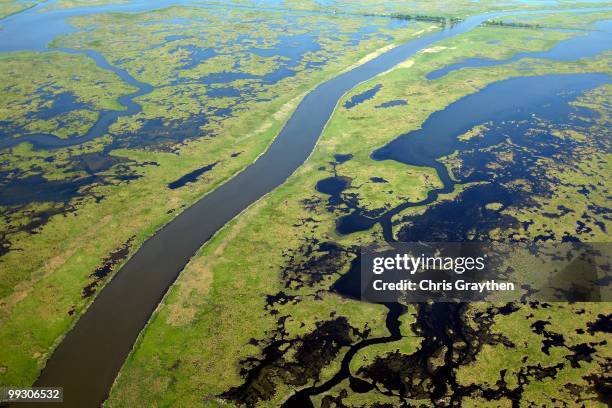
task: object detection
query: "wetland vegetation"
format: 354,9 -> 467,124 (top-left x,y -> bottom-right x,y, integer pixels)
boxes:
0,0 -> 438,388
108,6 -> 611,408
0,1 -> 610,407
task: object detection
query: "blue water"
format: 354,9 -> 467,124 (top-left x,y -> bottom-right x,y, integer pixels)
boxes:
0,0 -> 411,150
427,19 -> 612,80
0,0 -> 205,52
28,91 -> 85,120
374,73 -> 608,183
376,99 -> 407,108
19,5 -> 610,407
344,83 -> 382,108
0,47 -> 153,149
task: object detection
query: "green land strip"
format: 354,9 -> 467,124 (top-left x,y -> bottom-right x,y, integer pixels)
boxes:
0,0 -> 40,20
107,14 -> 611,407
0,5 -> 438,388
0,51 -> 135,140
196,0 -> 612,19
42,0 -> 130,10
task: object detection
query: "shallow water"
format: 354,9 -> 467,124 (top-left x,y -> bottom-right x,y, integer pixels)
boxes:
427,19 -> 612,80
6,4 -> 608,407
0,2 -> 405,150
297,73 -> 609,408
31,11 -> 525,407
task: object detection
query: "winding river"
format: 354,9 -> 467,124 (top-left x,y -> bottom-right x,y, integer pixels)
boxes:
0,2 -> 608,406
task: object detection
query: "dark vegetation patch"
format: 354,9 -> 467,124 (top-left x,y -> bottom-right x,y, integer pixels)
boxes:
222,317 -> 364,407
388,13 -> 452,24
82,236 -> 134,298
0,234 -> 9,256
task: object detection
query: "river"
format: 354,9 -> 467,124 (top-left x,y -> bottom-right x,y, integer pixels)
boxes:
0,2 -> 608,406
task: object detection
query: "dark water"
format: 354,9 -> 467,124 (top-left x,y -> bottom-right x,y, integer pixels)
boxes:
287,72 -> 609,407
336,73 -> 609,237
167,162 -> 217,189
316,176 -> 352,205
0,48 -> 153,149
0,174 -> 97,206
374,74 -> 603,167
343,83 -> 382,108
0,3 -> 603,406
427,20 -> 612,80
376,99 -> 407,108
30,91 -> 84,120
281,301 -> 404,408
31,11 -> 524,407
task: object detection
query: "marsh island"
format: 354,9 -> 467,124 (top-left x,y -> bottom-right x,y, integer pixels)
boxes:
0,1 -> 611,407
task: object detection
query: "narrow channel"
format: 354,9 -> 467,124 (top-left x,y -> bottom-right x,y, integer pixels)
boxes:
0,48 -> 153,150
283,14 -> 609,406
289,72 -> 609,407
28,13 -> 502,407
27,7 -> 607,407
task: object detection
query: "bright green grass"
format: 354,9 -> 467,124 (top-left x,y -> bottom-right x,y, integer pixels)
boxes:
108,14 -> 611,406
0,51 -> 135,139
0,5 -> 436,388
